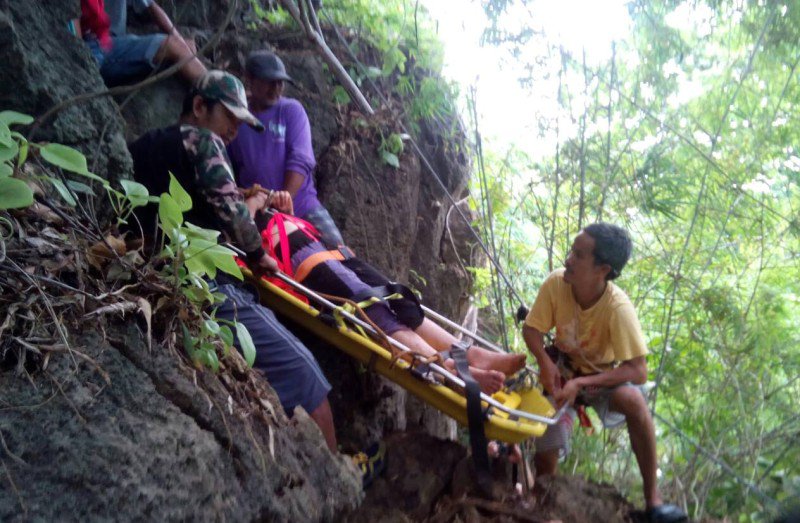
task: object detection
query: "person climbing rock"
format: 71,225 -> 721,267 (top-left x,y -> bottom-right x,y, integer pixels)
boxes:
127,70 -> 339,453
227,50 -> 345,249
78,0 -> 206,86
522,223 -> 687,523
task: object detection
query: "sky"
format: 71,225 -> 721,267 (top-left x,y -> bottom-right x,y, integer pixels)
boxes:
419,0 -> 634,158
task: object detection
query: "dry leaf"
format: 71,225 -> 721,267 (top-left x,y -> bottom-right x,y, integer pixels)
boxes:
84,301 -> 139,317
137,297 -> 152,351
86,235 -> 127,271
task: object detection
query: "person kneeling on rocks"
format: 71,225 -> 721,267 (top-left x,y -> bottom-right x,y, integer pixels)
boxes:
522,223 -> 687,523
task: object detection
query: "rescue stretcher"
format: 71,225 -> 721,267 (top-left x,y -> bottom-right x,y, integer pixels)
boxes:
241,267 -> 566,444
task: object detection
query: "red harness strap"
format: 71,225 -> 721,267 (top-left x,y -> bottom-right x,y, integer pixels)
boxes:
264,212 -> 321,278
235,212 -> 322,304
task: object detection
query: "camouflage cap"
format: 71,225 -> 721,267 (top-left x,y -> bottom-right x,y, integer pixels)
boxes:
193,70 -> 265,132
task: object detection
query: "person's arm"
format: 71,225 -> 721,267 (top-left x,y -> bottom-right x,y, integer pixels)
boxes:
182,126 -> 272,271
522,272 -> 562,394
144,1 -> 198,54
282,171 -> 305,198
554,356 -> 647,406
144,1 -> 177,36
282,102 -> 315,198
523,324 -> 561,394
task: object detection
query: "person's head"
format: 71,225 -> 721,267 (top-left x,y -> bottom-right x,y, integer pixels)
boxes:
180,70 -> 264,144
564,222 -> 632,286
244,50 -> 293,110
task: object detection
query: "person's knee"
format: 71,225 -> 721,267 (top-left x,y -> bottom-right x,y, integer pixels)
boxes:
534,449 -> 559,475
611,386 -> 650,423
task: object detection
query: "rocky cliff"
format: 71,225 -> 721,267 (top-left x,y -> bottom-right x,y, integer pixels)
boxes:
0,0 -> 479,520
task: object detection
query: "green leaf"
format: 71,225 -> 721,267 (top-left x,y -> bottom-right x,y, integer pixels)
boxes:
180,321 -> 196,358
218,325 -> 234,349
0,141 -> 19,163
39,143 -> 108,185
17,139 -> 28,167
168,173 -> 192,212
183,221 -> 220,242
201,345 -> 220,372
0,177 -> 34,209
235,322 -> 256,367
206,244 -> 242,279
47,177 -> 77,206
182,285 -> 212,304
332,86 -> 351,105
11,132 -> 29,166
66,179 -> 96,196
203,319 -> 221,336
380,150 -> 400,168
158,193 -> 183,232
119,179 -> 154,209
0,123 -> 12,148
184,238 -> 219,278
0,111 -> 34,127
0,162 -> 12,178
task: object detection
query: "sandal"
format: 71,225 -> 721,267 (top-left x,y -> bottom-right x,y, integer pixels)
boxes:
351,441 -> 387,489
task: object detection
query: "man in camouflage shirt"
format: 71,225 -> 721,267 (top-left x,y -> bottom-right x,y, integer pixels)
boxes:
129,70 -> 338,452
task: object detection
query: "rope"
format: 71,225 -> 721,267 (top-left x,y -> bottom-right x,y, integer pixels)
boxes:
312,289 -> 442,370
321,9 -> 527,311
468,86 -> 511,352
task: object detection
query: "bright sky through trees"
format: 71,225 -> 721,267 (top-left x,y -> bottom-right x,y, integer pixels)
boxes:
422,0 -> 633,156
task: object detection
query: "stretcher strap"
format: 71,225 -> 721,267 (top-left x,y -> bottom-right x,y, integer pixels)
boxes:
450,340 -> 492,496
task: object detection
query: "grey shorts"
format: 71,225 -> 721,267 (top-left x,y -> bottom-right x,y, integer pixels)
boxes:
535,382 -> 648,457
214,282 -> 331,415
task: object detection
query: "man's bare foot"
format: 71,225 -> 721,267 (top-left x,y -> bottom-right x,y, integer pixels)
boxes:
468,347 -> 526,375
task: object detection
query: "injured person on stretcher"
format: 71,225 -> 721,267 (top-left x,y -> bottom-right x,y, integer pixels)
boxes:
244,189 -> 526,394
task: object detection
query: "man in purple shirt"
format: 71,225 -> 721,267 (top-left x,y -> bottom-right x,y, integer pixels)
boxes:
228,50 -> 345,248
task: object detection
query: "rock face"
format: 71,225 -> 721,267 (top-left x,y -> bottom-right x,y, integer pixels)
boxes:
0,0 -> 477,519
0,0 -> 131,184
0,327 -> 361,522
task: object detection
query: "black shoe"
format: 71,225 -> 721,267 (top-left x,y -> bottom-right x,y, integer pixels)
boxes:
646,503 -> 688,523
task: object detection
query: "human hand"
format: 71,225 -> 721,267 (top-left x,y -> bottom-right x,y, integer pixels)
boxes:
538,357 -> 562,395
245,191 -> 272,218
270,191 -> 294,215
553,379 -> 581,407
255,253 -> 279,274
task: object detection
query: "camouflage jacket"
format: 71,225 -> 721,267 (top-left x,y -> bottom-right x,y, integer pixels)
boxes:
181,125 -> 264,260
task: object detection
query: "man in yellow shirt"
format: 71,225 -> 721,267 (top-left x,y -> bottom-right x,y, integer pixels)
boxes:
523,223 -> 686,523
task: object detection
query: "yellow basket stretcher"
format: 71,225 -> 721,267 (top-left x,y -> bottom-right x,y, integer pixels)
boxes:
241,268 -> 565,444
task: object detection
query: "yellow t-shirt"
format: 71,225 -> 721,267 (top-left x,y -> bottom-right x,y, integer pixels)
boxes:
525,269 -> 648,374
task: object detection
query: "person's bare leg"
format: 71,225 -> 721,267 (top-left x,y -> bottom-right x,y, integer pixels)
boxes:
391,328 -> 505,394
309,397 -> 338,453
533,449 -> 559,476
154,34 -> 207,83
413,318 -> 525,375
610,386 -> 662,509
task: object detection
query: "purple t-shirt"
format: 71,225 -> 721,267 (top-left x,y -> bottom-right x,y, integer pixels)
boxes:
228,97 -> 321,218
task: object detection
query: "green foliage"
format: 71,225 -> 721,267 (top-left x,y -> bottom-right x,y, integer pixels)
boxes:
378,132 -> 405,168
156,175 -> 254,371
472,1 -> 800,518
